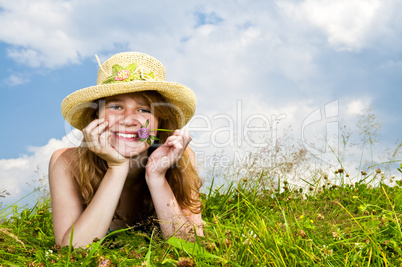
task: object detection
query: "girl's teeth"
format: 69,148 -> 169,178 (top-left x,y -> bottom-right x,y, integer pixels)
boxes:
116,133 -> 138,138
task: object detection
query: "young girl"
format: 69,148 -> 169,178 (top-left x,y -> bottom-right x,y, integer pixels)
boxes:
49,52 -> 203,247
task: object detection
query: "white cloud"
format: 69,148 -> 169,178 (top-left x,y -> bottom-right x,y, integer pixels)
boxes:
0,0 -> 80,68
0,0 -> 318,78
0,130 -> 82,208
6,73 -> 29,86
0,0 -> 196,68
278,0 -> 402,51
303,0 -> 381,50
347,99 -> 369,115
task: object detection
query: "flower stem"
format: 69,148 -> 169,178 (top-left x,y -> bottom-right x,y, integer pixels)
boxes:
149,129 -> 174,132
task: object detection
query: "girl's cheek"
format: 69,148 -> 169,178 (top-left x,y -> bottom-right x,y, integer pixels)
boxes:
106,114 -> 123,127
149,116 -> 159,129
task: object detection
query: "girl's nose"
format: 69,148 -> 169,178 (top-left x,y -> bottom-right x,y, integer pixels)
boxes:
122,115 -> 140,126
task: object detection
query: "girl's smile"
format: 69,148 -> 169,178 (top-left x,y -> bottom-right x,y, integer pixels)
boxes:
113,131 -> 139,141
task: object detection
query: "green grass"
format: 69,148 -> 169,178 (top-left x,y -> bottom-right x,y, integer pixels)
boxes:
1,173 -> 402,267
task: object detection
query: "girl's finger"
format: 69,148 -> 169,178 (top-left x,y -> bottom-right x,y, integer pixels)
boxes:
166,135 -> 182,145
85,120 -> 108,151
95,120 -> 109,137
172,129 -> 185,137
172,129 -> 191,144
84,118 -> 105,134
167,137 -> 185,153
89,120 -> 108,136
99,130 -> 112,148
172,140 -> 183,150
89,125 -> 105,150
83,119 -> 104,140
182,131 -> 192,144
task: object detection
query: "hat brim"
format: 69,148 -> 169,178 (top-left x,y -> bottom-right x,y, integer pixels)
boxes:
61,80 -> 196,130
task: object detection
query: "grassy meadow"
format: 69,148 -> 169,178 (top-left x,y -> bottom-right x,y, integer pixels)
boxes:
1,110 -> 402,266
1,164 -> 402,266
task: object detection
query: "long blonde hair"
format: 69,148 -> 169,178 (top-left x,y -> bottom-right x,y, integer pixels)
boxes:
74,91 -> 202,221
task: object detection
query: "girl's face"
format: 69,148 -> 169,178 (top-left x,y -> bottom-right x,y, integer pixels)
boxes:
98,93 -> 158,158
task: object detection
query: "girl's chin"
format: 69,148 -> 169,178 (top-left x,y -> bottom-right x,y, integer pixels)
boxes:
111,143 -> 149,158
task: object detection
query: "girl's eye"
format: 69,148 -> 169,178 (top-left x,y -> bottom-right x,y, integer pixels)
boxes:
108,104 -> 122,110
139,108 -> 151,113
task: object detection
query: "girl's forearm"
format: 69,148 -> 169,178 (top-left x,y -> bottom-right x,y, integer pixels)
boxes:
60,165 -> 128,247
146,174 -> 203,240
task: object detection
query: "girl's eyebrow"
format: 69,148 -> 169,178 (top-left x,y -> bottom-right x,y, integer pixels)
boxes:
104,97 -> 149,106
105,97 -> 123,103
132,96 -> 148,106
137,100 -> 148,106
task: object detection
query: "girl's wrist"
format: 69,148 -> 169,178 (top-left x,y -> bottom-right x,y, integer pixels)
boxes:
107,160 -> 130,172
108,159 -> 129,166
145,171 -> 167,187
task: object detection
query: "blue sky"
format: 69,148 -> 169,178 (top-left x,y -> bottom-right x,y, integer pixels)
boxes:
1,0 -> 402,206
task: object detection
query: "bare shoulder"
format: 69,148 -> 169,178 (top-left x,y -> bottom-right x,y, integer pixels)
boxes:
49,147 -> 79,181
50,147 -> 78,162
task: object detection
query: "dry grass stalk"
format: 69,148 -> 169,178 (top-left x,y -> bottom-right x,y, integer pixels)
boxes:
0,228 -> 26,248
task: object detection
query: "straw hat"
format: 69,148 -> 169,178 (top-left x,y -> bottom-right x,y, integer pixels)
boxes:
61,52 -> 196,130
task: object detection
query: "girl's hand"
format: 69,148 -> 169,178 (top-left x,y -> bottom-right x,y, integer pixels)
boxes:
82,118 -> 129,168
146,129 -> 192,177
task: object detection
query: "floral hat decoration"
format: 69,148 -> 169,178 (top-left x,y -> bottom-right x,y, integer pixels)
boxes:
61,52 -> 197,130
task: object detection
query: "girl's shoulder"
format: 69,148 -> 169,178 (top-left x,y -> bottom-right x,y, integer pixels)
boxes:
49,147 -> 80,179
51,147 -> 79,165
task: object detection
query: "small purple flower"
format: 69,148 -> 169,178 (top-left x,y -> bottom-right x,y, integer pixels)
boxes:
138,127 -> 149,139
138,119 -> 173,145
